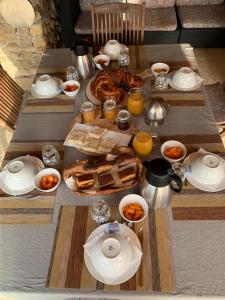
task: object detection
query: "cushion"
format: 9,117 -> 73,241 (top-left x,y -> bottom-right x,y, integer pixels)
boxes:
75,7 -> 177,34
80,0 -> 175,11
176,0 -> 223,6
177,4 -> 225,28
144,7 -> 177,31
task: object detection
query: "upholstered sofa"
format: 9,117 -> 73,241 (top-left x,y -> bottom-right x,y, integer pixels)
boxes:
59,0 -> 225,47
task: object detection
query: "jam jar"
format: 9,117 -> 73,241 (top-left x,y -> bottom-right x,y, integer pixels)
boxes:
127,87 -> 145,116
81,101 -> 96,123
103,99 -> 117,121
117,110 -> 130,130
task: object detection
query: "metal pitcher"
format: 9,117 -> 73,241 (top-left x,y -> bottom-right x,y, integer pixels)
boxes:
72,45 -> 95,80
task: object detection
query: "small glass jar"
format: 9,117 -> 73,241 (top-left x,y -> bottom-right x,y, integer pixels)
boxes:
103,99 -> 117,121
132,131 -> 153,156
127,87 -> 145,116
81,101 -> 96,123
66,65 -> 79,81
117,110 -> 130,131
91,200 -> 111,224
155,71 -> 168,90
42,144 -> 61,170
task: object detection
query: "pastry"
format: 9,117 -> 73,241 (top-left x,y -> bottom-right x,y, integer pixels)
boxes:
83,136 -> 100,152
90,69 -> 144,104
75,173 -> 94,189
98,139 -> 117,153
98,173 -> 114,188
68,130 -> 86,146
89,126 -> 107,139
119,167 -> 136,183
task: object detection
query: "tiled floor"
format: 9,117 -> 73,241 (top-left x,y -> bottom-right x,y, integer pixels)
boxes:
1,48 -> 225,166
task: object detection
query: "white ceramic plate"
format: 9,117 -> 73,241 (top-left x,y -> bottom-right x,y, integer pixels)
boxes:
0,156 -> 44,196
84,223 -> 142,285
31,77 -> 63,99
168,72 -> 203,91
184,152 -> 225,192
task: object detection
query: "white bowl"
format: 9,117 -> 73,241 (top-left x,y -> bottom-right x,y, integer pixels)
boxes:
93,54 -> 110,70
151,62 -> 170,77
103,40 -> 122,59
161,140 -> 187,163
61,80 -> 80,98
1,159 -> 37,191
119,194 -> 148,223
34,168 -> 61,192
171,67 -> 198,89
189,153 -> 225,185
34,74 -> 59,96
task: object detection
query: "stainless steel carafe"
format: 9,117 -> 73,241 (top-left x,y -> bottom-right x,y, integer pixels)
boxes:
141,158 -> 183,209
72,45 -> 95,80
145,97 -> 169,126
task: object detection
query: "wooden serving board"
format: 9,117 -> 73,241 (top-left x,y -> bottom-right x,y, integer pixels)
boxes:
0,141 -> 64,224
48,205 -> 176,292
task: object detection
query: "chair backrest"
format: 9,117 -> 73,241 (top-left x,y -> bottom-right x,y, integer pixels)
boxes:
91,2 -> 145,47
0,65 -> 24,131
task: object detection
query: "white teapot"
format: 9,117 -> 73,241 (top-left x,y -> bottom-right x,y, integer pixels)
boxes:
103,40 -> 128,59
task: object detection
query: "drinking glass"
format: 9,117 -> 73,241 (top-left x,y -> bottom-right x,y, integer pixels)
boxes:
66,65 -> 79,81
91,200 -> 111,224
168,162 -> 186,183
155,71 -> 168,90
42,144 -> 61,170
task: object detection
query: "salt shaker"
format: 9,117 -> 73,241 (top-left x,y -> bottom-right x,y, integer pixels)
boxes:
42,144 -> 61,170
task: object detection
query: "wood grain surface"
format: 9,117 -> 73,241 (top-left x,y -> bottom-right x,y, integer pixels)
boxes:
48,205 -> 176,292
0,140 -> 63,224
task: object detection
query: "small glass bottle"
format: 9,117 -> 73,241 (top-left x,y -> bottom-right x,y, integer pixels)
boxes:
103,99 -> 117,122
127,87 -> 145,116
42,144 -> 61,170
132,130 -> 153,156
91,200 -> 111,224
81,101 -> 96,123
117,109 -> 130,131
66,65 -> 79,81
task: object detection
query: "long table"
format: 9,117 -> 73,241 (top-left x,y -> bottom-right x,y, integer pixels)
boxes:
1,44 -> 225,298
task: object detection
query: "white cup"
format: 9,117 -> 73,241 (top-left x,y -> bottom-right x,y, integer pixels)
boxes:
34,74 -> 59,96
190,153 -> 225,185
103,40 -> 126,59
93,55 -> 110,70
151,62 -> 170,77
171,67 -> 197,89
2,160 -> 36,190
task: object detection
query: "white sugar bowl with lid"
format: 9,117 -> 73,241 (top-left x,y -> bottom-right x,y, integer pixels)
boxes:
34,74 -> 59,96
103,40 -> 128,59
171,67 -> 199,89
189,152 -> 225,185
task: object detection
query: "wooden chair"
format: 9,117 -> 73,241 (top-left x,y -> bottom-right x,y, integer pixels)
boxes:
91,2 -> 145,47
0,65 -> 24,132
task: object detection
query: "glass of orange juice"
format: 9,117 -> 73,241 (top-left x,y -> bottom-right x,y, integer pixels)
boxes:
132,130 -> 153,156
127,88 -> 145,116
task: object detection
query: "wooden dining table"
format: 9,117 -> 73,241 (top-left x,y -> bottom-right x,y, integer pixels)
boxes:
0,44 -> 225,299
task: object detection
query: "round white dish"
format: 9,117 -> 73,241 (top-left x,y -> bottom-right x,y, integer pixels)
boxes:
61,80 -> 80,98
34,168 -> 61,193
0,156 -> 44,196
161,140 -> 187,163
31,77 -> 63,99
168,72 -> 203,91
84,223 -> 142,285
100,43 -> 128,60
184,152 -> 225,192
151,62 -> 170,77
119,194 -> 148,223
93,54 -> 110,70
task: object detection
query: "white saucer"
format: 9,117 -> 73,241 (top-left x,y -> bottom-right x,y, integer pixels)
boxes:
184,152 -> 225,192
31,77 -> 63,99
84,223 -> 142,285
168,72 -> 203,91
0,156 -> 44,196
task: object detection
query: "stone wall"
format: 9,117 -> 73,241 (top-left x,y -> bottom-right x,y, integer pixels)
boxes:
0,0 -> 62,79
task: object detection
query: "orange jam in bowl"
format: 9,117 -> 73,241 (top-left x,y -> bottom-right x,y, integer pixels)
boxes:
132,131 -> 153,156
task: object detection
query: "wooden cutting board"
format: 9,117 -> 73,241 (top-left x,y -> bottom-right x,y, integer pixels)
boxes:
48,205 -> 176,292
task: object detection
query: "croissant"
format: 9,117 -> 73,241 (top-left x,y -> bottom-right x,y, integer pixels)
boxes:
90,69 -> 144,104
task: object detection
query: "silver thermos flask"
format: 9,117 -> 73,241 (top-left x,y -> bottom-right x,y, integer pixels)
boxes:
73,45 -> 95,80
